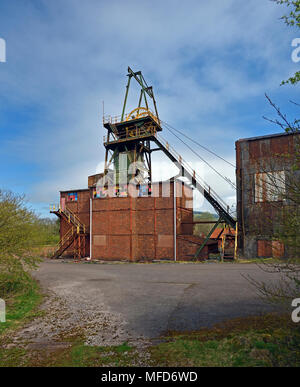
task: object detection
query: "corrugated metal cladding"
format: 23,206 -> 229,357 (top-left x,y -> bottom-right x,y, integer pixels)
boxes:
59,180 -> 210,261
236,131 -> 300,258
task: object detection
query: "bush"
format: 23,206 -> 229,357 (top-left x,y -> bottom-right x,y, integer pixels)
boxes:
0,189 -> 58,297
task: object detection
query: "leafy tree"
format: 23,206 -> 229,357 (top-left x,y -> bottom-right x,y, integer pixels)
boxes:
36,217 -> 60,245
0,190 -> 46,296
193,212 -> 218,236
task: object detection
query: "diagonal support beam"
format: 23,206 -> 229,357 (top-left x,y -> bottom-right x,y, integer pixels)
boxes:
193,218 -> 223,260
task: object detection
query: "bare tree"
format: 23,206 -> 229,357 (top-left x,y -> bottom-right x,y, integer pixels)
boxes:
247,96 -> 300,307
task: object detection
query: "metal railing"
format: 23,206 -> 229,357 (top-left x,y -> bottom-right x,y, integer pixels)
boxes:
103,108 -> 159,126
57,227 -> 75,249
103,125 -> 157,144
156,133 -> 230,213
49,204 -> 87,233
62,207 -> 86,233
49,203 -> 59,211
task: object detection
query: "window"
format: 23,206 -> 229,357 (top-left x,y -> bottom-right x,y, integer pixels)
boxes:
67,192 -> 78,202
254,171 -> 285,202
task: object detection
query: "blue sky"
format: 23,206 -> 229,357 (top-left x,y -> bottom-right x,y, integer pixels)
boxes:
0,0 -> 299,217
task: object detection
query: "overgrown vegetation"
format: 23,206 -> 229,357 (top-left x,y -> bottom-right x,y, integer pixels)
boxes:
246,97 -> 300,308
0,277 -> 42,337
0,189 -> 59,298
35,217 -> 59,246
0,313 -> 299,367
0,189 -> 56,342
150,313 -> 300,367
193,211 -> 218,236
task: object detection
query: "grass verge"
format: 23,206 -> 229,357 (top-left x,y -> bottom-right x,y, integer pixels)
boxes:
0,340 -> 148,367
0,274 -> 44,367
1,311 -> 300,367
51,341 -> 145,367
150,313 -> 300,367
0,276 -> 43,338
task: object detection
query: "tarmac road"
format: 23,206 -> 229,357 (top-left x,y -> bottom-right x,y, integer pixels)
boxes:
32,261 -> 283,343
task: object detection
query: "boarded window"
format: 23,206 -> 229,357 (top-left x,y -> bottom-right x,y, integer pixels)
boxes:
254,171 -> 285,202
93,235 -> 106,246
157,235 -> 173,248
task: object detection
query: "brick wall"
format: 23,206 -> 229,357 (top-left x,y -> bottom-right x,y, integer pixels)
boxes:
58,181 -> 202,261
91,181 -> 194,261
60,189 -> 90,256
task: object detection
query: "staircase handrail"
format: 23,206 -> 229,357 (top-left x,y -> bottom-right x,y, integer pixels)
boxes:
156,133 -> 230,212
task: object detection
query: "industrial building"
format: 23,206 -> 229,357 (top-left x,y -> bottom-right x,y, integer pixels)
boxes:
53,180 -> 208,261
51,67 -> 298,261
236,131 -> 300,258
50,67 -> 237,261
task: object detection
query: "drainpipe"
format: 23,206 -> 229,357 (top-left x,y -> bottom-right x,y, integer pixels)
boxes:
90,197 -> 92,260
174,179 -> 177,261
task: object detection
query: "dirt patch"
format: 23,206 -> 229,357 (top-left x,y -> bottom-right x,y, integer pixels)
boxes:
4,282 -> 150,353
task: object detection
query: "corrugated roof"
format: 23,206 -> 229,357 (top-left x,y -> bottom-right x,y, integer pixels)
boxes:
210,227 -> 236,239
236,130 -> 298,143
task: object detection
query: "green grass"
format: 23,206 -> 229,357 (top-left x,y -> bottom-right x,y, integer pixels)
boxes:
0,277 -> 43,337
0,274 -> 44,367
53,342 -> 140,367
1,311 -> 299,367
150,314 -> 300,367
0,340 -> 143,367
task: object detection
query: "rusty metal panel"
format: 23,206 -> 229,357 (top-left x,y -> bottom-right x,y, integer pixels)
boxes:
272,240 -> 284,258
236,132 -> 299,259
88,173 -> 104,187
257,240 -> 272,257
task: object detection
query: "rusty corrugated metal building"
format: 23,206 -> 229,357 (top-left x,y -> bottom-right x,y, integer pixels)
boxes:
236,131 -> 299,258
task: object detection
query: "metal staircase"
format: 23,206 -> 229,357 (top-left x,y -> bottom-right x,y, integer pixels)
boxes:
50,205 -> 89,259
153,133 -> 236,228
52,227 -> 76,259
150,133 -> 237,260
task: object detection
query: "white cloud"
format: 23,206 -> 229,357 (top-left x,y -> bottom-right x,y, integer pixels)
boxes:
0,0 -> 297,216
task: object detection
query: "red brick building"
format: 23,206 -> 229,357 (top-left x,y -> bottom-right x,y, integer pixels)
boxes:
53,178 -> 211,261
